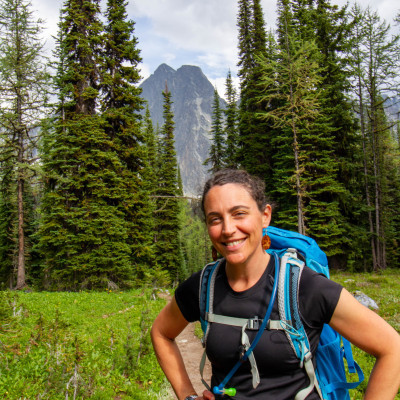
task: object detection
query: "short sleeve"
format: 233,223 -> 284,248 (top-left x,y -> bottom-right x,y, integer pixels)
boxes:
174,270 -> 202,322
299,266 -> 343,328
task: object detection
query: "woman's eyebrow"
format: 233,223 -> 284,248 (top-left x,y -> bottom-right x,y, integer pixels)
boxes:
206,205 -> 250,218
229,205 -> 251,212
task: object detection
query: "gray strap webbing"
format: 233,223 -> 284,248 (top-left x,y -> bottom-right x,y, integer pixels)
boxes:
206,313 -> 283,331
241,324 -> 260,388
295,354 -> 322,400
199,348 -> 211,391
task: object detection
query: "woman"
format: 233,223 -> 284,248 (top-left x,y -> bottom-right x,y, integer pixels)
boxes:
151,169 -> 400,400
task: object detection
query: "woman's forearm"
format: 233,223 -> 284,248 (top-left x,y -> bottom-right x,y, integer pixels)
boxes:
363,352 -> 400,400
151,327 -> 197,400
330,289 -> 400,400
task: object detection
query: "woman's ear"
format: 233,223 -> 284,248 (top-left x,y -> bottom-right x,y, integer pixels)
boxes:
262,204 -> 272,228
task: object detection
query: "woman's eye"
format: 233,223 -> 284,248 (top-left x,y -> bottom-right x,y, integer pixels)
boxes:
208,217 -> 221,224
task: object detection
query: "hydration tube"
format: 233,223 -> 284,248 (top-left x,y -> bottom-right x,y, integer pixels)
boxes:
213,252 -> 280,397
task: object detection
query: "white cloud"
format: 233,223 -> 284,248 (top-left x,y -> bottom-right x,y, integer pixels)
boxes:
130,0 -> 240,76
30,0 -> 399,89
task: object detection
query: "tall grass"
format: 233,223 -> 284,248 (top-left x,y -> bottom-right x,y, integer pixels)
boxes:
0,289 -> 170,399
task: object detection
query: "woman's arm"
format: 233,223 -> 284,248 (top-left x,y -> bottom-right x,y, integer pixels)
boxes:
329,288 -> 400,400
151,297 -> 215,400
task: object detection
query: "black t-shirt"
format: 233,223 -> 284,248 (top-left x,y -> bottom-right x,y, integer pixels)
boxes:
175,256 -> 343,399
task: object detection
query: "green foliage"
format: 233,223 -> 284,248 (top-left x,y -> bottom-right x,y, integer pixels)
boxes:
330,270 -> 400,399
204,88 -> 225,173
37,0 -> 151,289
222,70 -> 239,169
237,0 -> 278,186
153,88 -> 184,282
0,0 -> 51,288
38,116 -> 135,289
347,4 -> 400,271
180,201 -> 212,278
0,289 -> 170,399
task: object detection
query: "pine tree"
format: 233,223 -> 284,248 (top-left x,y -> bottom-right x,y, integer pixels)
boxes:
253,0 -> 351,260
137,106 -> 158,279
271,0 -> 363,268
222,70 -> 239,169
308,0 -> 362,268
349,5 -> 400,270
0,0 -> 50,288
204,88 -> 225,173
38,0 -> 138,289
100,0 -> 152,278
154,86 -> 183,281
236,0 -> 276,181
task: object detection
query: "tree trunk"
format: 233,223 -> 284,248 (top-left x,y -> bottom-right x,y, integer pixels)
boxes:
293,122 -> 305,235
357,75 -> 377,269
16,138 -> 26,289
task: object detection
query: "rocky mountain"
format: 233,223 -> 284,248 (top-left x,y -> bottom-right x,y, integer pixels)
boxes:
140,64 -> 224,197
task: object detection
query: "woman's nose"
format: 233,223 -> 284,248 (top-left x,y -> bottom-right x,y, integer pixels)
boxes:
222,218 -> 236,235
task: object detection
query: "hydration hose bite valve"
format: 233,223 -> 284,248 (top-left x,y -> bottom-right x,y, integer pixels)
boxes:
213,387 -> 237,397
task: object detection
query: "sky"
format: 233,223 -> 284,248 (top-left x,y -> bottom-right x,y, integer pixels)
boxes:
30,0 -> 399,97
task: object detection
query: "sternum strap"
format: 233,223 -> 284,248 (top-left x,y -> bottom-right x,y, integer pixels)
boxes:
206,312 -> 282,330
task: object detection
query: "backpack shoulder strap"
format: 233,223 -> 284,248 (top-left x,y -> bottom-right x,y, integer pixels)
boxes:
199,259 -> 221,391
278,249 -> 323,400
199,259 -> 221,343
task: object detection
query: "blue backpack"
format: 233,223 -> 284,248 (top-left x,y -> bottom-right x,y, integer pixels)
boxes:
199,226 -> 364,399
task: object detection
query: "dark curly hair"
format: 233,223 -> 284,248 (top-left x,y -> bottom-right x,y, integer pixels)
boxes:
201,169 -> 270,214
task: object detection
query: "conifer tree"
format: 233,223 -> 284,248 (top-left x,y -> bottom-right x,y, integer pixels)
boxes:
223,70 -> 239,169
307,0 -> 362,268
38,0 -> 138,289
154,86 -> 183,281
349,5 -> 400,270
0,0 -> 50,288
236,0 -> 276,181
270,0 -> 363,268
137,106 -> 158,277
204,88 -> 225,173
100,0 -> 152,277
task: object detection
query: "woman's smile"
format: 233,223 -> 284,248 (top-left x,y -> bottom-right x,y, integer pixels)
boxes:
204,183 -> 271,269
224,239 -> 246,248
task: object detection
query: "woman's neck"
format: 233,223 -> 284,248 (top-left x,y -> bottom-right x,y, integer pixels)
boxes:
225,250 -> 270,292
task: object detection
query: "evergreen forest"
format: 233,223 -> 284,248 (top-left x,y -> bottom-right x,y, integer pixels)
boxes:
0,0 -> 400,292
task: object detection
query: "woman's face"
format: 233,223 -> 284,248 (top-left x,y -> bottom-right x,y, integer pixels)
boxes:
204,183 -> 271,268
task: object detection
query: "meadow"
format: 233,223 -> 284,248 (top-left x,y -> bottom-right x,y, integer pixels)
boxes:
331,269 -> 400,400
0,289 -> 171,399
0,269 -> 399,399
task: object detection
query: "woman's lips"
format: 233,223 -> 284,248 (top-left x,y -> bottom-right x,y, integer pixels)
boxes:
223,238 -> 246,250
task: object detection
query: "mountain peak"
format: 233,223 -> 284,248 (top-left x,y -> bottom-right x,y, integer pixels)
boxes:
154,63 -> 175,75
140,64 -> 222,196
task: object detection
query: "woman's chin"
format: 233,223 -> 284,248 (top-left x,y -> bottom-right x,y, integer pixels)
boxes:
224,253 -> 246,267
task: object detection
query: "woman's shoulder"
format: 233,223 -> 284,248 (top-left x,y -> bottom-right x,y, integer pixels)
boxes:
298,265 -> 343,327
175,262 -> 224,323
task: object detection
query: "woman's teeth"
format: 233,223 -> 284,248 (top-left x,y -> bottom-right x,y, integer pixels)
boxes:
226,239 -> 244,247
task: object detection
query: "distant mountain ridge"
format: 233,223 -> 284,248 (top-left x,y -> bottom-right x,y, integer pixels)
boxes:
140,63 -> 224,196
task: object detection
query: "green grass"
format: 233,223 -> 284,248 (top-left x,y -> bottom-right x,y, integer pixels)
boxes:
0,289 -> 170,399
0,269 -> 399,399
330,269 -> 400,400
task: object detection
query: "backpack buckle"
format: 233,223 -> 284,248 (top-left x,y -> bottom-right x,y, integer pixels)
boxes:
247,316 -> 262,330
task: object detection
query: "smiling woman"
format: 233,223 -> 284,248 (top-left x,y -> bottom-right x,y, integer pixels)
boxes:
151,168 -> 400,400
202,176 -> 271,291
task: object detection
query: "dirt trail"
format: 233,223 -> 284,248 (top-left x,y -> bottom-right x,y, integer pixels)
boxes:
168,322 -> 212,399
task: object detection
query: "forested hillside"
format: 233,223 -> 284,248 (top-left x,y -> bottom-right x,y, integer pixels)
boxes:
0,0 -> 399,292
